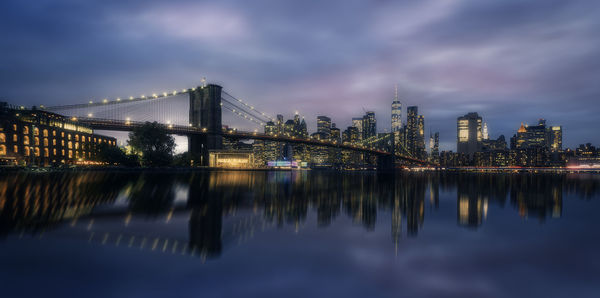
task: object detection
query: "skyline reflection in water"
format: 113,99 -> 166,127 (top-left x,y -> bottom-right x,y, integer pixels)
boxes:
1,170 -> 600,297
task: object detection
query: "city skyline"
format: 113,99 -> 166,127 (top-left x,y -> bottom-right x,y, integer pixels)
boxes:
2,0 -> 600,151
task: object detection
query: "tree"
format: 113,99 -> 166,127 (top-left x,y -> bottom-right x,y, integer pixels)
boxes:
95,142 -> 138,166
128,122 -> 176,167
172,152 -> 192,167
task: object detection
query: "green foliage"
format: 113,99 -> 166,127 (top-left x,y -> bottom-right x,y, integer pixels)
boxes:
95,142 -> 138,166
172,152 -> 193,167
128,122 -> 176,167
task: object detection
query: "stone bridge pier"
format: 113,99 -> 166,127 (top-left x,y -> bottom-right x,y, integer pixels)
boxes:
188,84 -> 223,166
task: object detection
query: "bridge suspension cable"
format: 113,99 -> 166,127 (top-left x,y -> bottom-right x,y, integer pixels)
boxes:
42,88 -> 193,111
221,104 -> 266,126
221,91 -> 275,123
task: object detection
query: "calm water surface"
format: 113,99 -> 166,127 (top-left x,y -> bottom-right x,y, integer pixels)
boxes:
1,170 -> 599,298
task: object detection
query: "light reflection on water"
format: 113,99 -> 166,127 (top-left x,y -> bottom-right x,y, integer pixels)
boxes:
1,170 -> 600,297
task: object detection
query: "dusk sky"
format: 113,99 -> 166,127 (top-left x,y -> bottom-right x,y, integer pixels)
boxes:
1,0 -> 599,150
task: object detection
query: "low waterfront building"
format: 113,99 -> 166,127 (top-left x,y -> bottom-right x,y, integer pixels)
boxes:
208,150 -> 254,168
0,103 -> 116,166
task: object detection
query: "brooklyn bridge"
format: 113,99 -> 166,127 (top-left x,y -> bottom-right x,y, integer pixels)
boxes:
38,82 -> 432,168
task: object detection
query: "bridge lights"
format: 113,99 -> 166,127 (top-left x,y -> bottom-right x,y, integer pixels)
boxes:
153,93 -> 158,98
129,96 -> 134,100
87,113 -> 93,118
163,92 -> 168,97
71,117 -> 77,121
125,117 -> 131,125
116,98 -> 121,102
141,94 -> 146,99
89,100 -> 93,104
172,90 -> 177,95
103,99 -> 108,103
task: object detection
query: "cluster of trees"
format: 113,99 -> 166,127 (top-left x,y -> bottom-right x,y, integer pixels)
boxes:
96,122 -> 191,167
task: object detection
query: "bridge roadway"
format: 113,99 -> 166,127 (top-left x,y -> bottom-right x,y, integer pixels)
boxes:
79,118 -> 430,164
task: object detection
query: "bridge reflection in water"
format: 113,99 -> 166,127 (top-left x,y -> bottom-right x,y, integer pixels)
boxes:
1,171 -> 599,260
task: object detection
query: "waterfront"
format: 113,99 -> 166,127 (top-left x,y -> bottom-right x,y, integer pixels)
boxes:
1,170 -> 600,297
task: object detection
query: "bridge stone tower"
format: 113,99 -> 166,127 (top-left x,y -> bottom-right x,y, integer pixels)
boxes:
189,84 -> 223,166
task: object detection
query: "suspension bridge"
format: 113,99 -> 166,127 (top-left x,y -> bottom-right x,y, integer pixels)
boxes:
40,82 -> 431,168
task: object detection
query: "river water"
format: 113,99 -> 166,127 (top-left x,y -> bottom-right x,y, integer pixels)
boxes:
1,170 -> 599,298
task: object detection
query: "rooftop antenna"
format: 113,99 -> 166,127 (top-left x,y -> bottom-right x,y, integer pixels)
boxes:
394,84 -> 398,101
201,77 -> 207,88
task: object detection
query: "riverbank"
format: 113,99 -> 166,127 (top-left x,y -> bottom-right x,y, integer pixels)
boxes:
2,165 -> 600,174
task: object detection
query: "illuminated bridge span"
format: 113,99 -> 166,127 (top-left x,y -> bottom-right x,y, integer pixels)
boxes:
41,83 -> 433,167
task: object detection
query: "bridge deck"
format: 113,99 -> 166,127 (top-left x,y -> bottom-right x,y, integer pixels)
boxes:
80,118 -> 431,164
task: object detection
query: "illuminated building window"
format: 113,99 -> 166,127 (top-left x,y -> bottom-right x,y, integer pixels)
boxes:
0,145 -> 5,156
68,150 -> 72,158
34,147 -> 40,157
13,124 -> 17,131
43,138 -> 48,147
53,148 -> 56,155
34,137 -> 39,146
0,133 -> 5,143
75,135 -> 79,141
61,132 -> 64,138
52,130 -> 56,136
75,142 -> 79,149
61,140 -> 65,146
82,136 -> 86,143
13,134 -> 17,142
93,137 -> 97,142
23,126 -> 29,134
68,134 -> 71,140
68,141 -> 72,149
13,145 -> 18,153
33,127 -> 39,136
61,149 -> 65,156
75,151 -> 79,158
43,129 -> 48,137
43,148 -> 49,157
23,136 -> 29,145
52,139 -> 56,146
24,147 -> 30,156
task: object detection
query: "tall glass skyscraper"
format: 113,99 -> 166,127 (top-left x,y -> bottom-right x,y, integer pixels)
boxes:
406,106 -> 425,159
362,112 -> 376,140
352,117 -> 363,141
391,85 -> 402,133
457,112 -> 483,155
317,116 -> 332,140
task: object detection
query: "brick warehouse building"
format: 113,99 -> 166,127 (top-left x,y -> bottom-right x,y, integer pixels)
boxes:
0,102 -> 116,166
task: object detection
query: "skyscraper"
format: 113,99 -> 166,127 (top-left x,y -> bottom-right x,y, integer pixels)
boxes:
457,112 -> 483,156
330,123 -> 341,143
512,119 -> 562,152
549,126 -> 562,152
362,111 -> 376,140
276,114 -> 284,134
391,85 -> 402,133
431,132 -> 440,162
317,116 -> 332,140
406,106 -> 425,159
352,117 -> 363,141
483,122 -> 489,140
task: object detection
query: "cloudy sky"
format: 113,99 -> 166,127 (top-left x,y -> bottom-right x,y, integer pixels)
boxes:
1,0 -> 599,150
